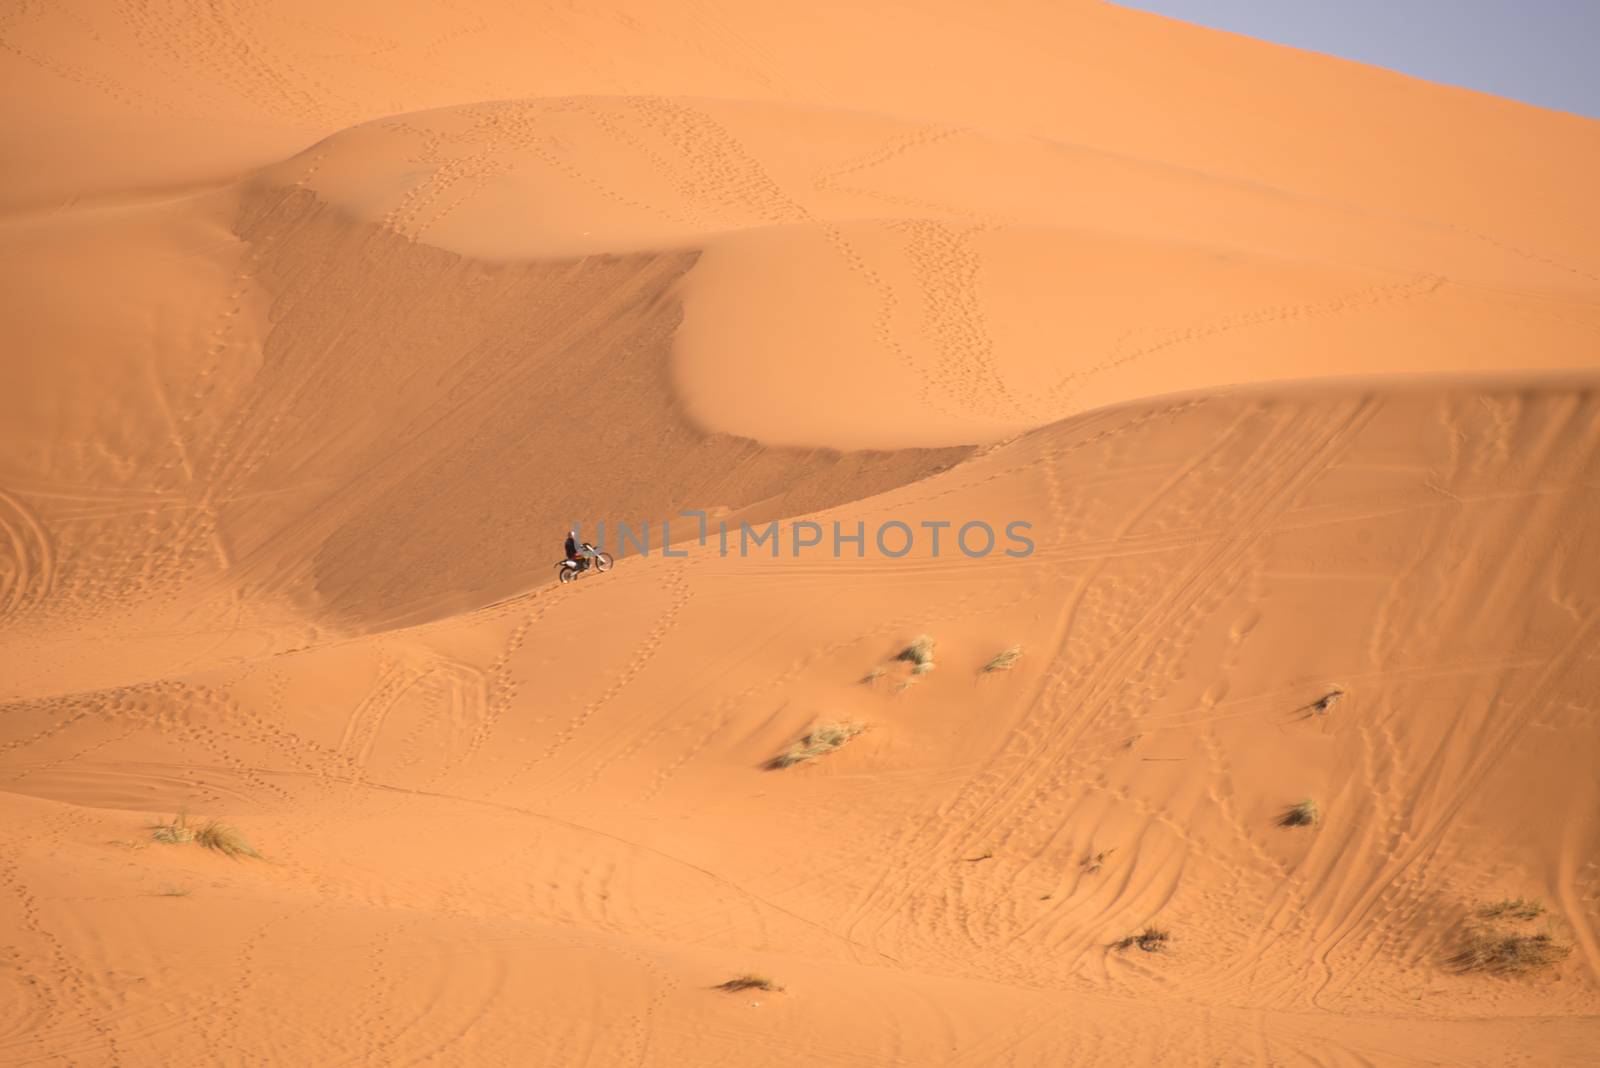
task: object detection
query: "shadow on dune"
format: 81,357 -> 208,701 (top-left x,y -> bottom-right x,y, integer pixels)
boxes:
211,184 -> 971,633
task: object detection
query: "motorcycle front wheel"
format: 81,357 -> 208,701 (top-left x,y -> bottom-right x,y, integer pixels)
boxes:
594,552 -> 615,573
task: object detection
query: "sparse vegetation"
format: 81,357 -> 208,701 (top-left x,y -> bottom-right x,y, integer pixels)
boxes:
156,886 -> 192,898
860,635 -> 939,688
151,811 -> 259,859
1279,799 -> 1320,828
1309,690 -> 1344,715
898,635 -> 935,672
1114,926 -> 1170,953
1082,848 -> 1113,875
716,974 -> 782,993
1451,926 -> 1570,974
768,722 -> 866,769
983,645 -> 1022,673
1450,898 -> 1568,975
1480,897 -> 1544,921
151,812 -> 195,845
195,820 -> 260,859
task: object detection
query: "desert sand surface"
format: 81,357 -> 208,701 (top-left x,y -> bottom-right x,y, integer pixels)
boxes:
3,2 -> 1599,1065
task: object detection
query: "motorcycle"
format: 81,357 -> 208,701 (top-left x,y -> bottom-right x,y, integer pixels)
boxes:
557,542 -> 614,584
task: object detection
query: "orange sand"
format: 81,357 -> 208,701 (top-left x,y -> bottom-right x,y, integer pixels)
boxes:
2,2 -> 1598,1065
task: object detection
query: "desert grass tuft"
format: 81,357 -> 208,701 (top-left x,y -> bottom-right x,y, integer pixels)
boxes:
194,820 -> 260,860
898,635 -> 935,669
1279,798 -> 1320,828
1081,848 -> 1113,875
982,646 -> 1022,673
715,974 -> 782,993
1450,925 -> 1570,974
1113,926 -> 1170,953
1310,690 -> 1344,714
1479,897 -> 1544,921
860,666 -> 887,685
768,722 -> 866,769
1450,899 -> 1568,974
151,811 -> 195,845
156,886 -> 192,898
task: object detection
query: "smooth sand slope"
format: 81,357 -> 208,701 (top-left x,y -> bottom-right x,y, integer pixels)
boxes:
2,2 -> 1599,1065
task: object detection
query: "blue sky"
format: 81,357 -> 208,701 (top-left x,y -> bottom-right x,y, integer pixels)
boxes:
1113,1 -> 1600,119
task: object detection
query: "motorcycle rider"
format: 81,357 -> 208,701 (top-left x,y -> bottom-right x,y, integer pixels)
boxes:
564,529 -> 589,572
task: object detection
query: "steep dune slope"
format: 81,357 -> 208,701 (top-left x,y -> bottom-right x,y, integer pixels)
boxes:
1,179 -> 967,696
220,183 -> 970,631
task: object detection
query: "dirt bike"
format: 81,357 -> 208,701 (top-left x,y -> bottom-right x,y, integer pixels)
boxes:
557,543 -> 614,584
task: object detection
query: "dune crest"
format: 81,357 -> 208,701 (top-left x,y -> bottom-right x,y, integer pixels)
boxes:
259,95 -> 1600,449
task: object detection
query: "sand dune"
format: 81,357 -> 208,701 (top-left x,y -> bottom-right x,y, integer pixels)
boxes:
3,1 -> 1598,1065
259,92 -> 1599,448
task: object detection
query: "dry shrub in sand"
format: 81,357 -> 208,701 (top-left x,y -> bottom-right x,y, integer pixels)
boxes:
1309,690 -> 1343,714
196,820 -> 260,859
1452,899 -> 1570,975
768,722 -> 866,769
983,645 -> 1022,673
152,812 -> 259,859
151,812 -> 195,845
862,636 -> 936,689
1451,927 -> 1570,974
1279,799 -> 1320,828
1081,848 -> 1113,875
1113,926 -> 1170,953
716,974 -> 782,993
1479,898 -> 1544,921
898,635 -> 935,674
